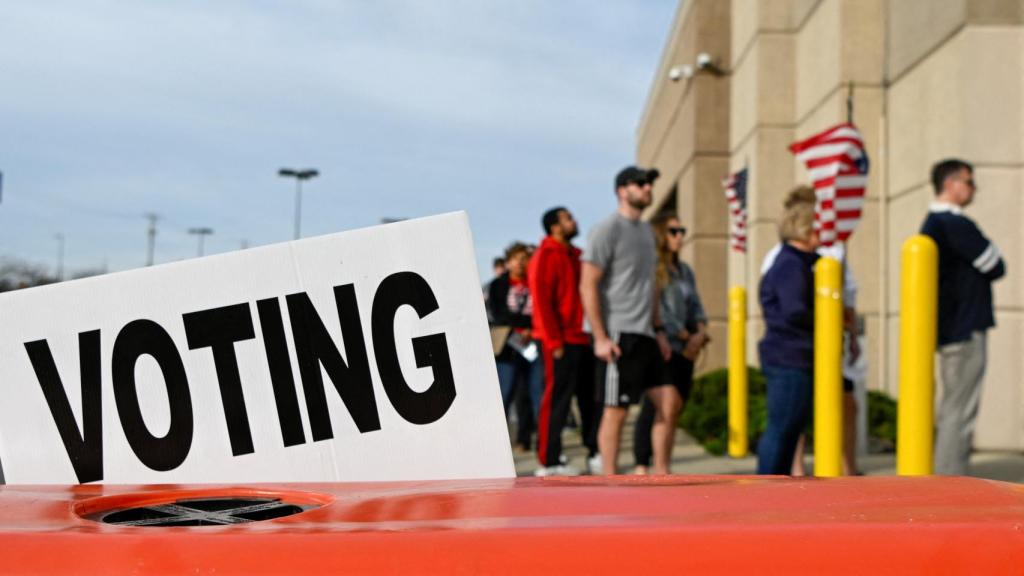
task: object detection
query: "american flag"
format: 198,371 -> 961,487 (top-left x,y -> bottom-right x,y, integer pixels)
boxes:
789,123 -> 869,247
722,167 -> 748,253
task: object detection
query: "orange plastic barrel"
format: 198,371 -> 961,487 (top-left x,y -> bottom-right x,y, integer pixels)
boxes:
1,475 -> 1022,574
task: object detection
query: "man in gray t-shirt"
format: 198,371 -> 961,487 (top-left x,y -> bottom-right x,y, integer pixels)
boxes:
585,212 -> 657,337
581,165 -> 676,475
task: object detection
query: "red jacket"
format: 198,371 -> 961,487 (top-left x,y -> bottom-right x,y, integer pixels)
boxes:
527,236 -> 589,349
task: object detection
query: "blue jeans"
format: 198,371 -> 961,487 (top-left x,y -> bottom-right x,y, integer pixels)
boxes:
757,365 -> 813,475
496,354 -> 544,416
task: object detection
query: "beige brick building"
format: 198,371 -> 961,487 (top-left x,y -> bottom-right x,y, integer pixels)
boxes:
637,0 -> 1023,449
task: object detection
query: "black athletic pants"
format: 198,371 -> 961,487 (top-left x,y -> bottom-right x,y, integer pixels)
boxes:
538,343 -> 598,466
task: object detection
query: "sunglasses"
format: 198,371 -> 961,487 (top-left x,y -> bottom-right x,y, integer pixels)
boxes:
667,227 -> 687,236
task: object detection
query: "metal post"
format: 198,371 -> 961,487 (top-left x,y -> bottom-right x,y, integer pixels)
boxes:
897,235 -> 938,475
294,178 -> 302,240
54,233 -> 65,281
728,286 -> 748,458
188,227 -> 214,258
814,256 -> 843,477
144,213 -> 159,267
846,81 -> 854,123
279,168 -> 318,241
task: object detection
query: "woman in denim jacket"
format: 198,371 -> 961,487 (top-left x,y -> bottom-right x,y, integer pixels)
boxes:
633,213 -> 709,474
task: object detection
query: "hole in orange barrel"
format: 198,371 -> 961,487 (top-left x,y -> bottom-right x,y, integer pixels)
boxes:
74,488 -> 334,527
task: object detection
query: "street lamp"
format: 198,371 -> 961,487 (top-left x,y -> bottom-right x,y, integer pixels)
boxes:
54,233 -> 65,281
278,168 -> 319,240
144,212 -> 159,266
188,227 -> 214,257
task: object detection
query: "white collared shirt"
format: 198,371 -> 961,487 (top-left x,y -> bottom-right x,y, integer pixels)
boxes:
929,201 -> 963,215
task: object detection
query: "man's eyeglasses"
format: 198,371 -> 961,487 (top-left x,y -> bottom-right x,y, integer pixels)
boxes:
667,227 -> 687,236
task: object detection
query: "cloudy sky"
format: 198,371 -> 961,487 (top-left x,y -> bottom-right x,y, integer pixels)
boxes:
0,1 -> 677,280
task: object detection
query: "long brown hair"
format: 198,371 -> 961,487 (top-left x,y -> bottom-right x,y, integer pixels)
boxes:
650,212 -> 680,292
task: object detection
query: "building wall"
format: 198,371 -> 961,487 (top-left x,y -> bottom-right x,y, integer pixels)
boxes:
885,2 -> 1024,449
636,0 -> 732,370
729,0 -> 799,366
637,0 -> 1024,448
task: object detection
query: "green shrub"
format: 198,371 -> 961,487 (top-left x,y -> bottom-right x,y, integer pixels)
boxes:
867,390 -> 897,451
679,367 -> 766,456
680,367 -> 898,455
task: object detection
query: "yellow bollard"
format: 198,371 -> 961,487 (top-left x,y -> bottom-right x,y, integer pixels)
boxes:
728,286 -> 748,458
814,256 -> 843,477
897,235 -> 938,475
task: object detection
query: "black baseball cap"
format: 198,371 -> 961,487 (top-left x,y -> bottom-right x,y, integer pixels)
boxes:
615,165 -> 660,188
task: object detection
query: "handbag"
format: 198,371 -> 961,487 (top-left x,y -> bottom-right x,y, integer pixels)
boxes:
490,325 -> 512,356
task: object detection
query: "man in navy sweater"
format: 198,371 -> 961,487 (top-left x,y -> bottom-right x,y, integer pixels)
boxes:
921,158 -> 1006,475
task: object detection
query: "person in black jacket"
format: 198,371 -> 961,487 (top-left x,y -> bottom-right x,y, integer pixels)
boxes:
921,158 -> 1006,475
489,242 -> 544,452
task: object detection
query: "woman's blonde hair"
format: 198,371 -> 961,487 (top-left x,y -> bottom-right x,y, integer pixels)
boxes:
784,185 -> 816,208
650,212 -> 680,292
778,200 -> 816,242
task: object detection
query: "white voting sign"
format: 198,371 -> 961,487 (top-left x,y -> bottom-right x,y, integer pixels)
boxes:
0,212 -> 514,484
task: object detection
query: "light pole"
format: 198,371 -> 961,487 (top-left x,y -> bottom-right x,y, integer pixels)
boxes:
188,227 -> 214,257
278,168 -> 319,240
144,212 -> 159,266
54,233 -> 65,281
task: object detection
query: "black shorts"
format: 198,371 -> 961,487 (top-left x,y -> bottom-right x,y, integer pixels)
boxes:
595,333 -> 667,408
664,353 -> 695,402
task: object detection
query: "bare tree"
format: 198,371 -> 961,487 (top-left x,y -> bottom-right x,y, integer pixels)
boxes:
0,258 -> 56,292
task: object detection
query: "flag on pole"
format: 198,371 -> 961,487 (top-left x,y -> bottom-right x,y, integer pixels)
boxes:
722,167 -> 748,253
789,123 -> 869,247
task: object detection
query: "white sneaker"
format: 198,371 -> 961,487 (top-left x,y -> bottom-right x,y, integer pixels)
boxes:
533,464 -> 582,477
586,454 -> 603,475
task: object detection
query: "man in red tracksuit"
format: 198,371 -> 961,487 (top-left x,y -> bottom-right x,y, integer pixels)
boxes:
528,207 -> 599,476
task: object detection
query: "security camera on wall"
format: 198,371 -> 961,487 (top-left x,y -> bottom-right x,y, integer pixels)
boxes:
694,52 -> 728,76
668,64 -> 694,82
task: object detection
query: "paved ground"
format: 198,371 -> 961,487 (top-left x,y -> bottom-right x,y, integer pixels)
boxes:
512,406 -> 1024,482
